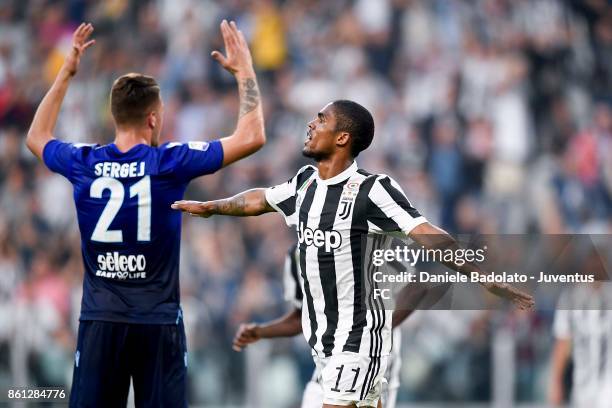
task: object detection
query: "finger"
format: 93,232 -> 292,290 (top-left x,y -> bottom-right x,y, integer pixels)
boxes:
171,204 -> 193,212
83,39 -> 96,50
237,30 -> 248,48
220,20 -> 233,49
229,21 -> 239,40
75,22 -> 85,36
232,339 -> 244,351
84,24 -> 94,39
78,23 -> 91,40
221,20 -> 237,49
211,50 -> 228,67
228,21 -> 241,46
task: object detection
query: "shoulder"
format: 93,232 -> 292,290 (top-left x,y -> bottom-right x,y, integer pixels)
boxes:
296,164 -> 316,177
294,165 -> 317,184
49,140 -> 101,159
159,141 -> 215,151
369,173 -> 403,190
350,168 -> 384,191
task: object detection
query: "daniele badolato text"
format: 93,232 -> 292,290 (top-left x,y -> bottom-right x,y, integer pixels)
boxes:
370,246 -> 595,284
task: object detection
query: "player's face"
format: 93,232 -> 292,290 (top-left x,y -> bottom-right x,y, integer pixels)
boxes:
303,103 -> 339,161
149,99 -> 164,147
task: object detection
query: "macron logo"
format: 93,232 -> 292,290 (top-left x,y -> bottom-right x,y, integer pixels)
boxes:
297,222 -> 342,252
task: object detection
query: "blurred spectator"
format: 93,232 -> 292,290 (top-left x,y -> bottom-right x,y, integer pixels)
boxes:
0,0 -> 610,405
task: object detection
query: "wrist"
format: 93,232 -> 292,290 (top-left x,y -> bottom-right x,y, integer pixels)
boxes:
209,201 -> 222,215
235,68 -> 256,80
57,66 -> 75,81
253,324 -> 264,338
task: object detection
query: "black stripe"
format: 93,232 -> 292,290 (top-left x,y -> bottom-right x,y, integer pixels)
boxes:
360,357 -> 376,400
298,182 -> 318,350
378,176 -> 421,218
372,235 -> 387,357
368,356 -> 382,400
296,166 -> 316,190
318,181 -> 347,356
367,236 -> 389,396
361,234 -> 383,398
277,196 -> 296,216
343,175 -> 377,353
288,244 -> 302,303
366,199 -> 402,232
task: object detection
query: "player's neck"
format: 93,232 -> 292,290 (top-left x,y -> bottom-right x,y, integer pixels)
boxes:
114,128 -> 151,152
316,155 -> 354,180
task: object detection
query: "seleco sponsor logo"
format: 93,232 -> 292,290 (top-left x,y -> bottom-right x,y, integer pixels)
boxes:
297,222 -> 342,252
96,252 -> 147,280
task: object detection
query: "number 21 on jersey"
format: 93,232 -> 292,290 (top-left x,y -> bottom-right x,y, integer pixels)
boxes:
90,176 -> 151,243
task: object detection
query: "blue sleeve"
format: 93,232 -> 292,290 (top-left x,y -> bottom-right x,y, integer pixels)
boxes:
43,139 -> 75,179
160,140 -> 224,181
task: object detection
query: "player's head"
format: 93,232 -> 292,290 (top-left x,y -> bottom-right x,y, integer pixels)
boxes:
303,100 -> 374,161
110,73 -> 163,146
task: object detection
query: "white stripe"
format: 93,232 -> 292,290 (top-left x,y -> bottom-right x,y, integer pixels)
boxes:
304,183 -> 328,356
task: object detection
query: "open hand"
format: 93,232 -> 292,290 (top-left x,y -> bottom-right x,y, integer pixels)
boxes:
485,282 -> 535,310
63,23 -> 95,77
232,323 -> 261,352
171,200 -> 216,218
211,20 -> 254,77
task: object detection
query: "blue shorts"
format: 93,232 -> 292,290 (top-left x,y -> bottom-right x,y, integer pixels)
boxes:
69,319 -> 187,408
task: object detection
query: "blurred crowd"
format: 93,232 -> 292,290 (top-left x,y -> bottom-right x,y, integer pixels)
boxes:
0,0 -> 611,405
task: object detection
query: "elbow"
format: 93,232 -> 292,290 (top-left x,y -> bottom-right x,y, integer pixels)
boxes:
244,129 -> 266,156
252,126 -> 266,150
25,131 -> 38,154
25,130 -> 52,157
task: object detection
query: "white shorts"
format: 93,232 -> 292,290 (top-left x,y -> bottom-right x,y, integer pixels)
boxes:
311,352 -> 388,407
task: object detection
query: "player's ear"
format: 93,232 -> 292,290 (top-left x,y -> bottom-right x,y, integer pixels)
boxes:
336,131 -> 350,148
147,111 -> 157,130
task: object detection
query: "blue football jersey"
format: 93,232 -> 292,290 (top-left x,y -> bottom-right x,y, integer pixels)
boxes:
43,139 -> 224,324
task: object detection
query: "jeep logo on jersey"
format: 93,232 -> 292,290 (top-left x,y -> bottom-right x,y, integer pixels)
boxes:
297,222 -> 342,252
95,252 -> 147,280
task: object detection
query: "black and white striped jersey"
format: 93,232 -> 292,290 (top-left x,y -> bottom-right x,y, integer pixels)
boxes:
267,162 -> 427,357
554,285 -> 612,406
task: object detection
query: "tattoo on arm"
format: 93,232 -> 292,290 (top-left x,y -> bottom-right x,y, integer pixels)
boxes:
214,196 -> 247,216
238,78 -> 260,118
210,189 -> 272,217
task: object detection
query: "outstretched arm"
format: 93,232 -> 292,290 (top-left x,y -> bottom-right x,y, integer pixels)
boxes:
212,20 -> 265,167
391,282 -> 428,328
232,308 -> 302,352
408,222 -> 535,310
171,188 -> 275,217
26,23 -> 95,160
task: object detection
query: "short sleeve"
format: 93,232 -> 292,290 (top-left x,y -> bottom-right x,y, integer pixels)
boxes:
265,166 -> 315,227
159,140 -> 224,181
43,139 -> 77,179
282,245 -> 303,309
366,175 -> 427,235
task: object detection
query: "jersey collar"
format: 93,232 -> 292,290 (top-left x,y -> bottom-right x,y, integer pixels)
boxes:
315,161 -> 358,186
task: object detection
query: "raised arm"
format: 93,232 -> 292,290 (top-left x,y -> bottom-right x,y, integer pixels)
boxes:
232,308 -> 302,352
26,23 -> 95,160
408,222 -> 535,310
212,20 -> 265,167
171,188 -> 275,217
